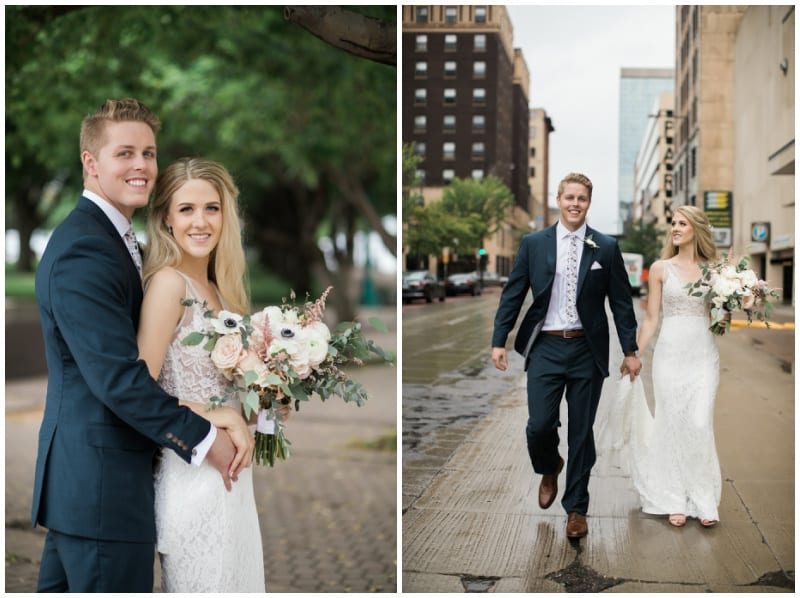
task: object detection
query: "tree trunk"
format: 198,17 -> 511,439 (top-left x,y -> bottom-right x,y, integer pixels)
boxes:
13,184 -> 43,273
331,170 -> 397,257
284,6 -> 396,66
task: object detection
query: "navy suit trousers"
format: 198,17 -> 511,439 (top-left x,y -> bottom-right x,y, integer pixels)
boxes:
525,334 -> 605,515
37,530 -> 154,593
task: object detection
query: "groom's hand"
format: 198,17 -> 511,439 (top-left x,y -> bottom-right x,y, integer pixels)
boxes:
492,347 -> 508,371
620,355 -> 642,381
206,428 -> 236,492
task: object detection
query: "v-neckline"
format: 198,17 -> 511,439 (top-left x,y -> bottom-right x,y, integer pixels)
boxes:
666,260 -> 702,287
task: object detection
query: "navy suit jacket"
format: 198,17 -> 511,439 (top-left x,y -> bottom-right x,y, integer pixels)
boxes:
32,196 -> 212,543
491,224 -> 638,377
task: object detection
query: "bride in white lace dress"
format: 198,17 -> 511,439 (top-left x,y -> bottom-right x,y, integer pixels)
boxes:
630,205 -> 722,528
137,158 -> 265,591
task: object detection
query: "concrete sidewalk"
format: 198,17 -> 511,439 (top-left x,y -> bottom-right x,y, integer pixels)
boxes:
5,306 -> 398,593
403,311 -> 794,592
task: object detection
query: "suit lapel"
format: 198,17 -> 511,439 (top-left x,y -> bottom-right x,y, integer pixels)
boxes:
577,226 -> 596,292
545,224 -> 557,277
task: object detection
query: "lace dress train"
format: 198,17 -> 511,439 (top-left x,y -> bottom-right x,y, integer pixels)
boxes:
154,274 -> 265,592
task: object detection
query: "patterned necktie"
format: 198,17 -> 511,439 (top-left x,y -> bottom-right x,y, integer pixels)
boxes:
565,233 -> 579,324
124,227 -> 143,277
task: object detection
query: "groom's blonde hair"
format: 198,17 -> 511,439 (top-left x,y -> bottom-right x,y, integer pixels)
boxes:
143,158 -> 250,315
557,173 -> 593,199
80,99 -> 160,181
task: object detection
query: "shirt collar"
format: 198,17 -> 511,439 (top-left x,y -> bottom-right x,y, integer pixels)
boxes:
82,189 -> 132,238
556,220 -> 587,240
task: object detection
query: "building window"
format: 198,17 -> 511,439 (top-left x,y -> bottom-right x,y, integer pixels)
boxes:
529,166 -> 536,178
474,34 -> 486,51
443,169 -> 455,184
472,142 -> 485,158
473,61 -> 486,78
416,6 -> 428,23
443,88 -> 456,104
415,35 -> 428,52
472,114 -> 485,131
473,88 -> 486,105
415,61 -> 427,77
443,114 -> 456,132
530,147 -> 536,158
472,169 -> 484,180
475,7 -> 487,23
445,7 -> 457,24
691,147 -> 697,178
414,88 -> 427,105
443,142 -> 455,160
414,142 -> 426,157
415,169 -> 426,184
414,115 -> 426,132
530,125 -> 537,138
444,61 -> 456,77
444,34 -> 457,51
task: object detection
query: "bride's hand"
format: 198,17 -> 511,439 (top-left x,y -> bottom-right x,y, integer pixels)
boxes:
225,414 -> 255,475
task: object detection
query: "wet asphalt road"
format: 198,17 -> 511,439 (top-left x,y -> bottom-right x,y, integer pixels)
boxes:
401,288 -> 522,461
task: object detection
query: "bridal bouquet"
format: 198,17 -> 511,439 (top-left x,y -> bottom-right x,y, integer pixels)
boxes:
182,287 -> 393,465
686,254 -> 781,335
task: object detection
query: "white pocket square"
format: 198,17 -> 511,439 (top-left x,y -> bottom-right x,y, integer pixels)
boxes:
591,261 -> 603,270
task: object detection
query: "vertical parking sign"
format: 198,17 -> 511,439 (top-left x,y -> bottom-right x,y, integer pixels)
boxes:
703,191 -> 732,247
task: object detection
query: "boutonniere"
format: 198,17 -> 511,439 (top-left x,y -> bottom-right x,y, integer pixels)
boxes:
583,234 -> 598,250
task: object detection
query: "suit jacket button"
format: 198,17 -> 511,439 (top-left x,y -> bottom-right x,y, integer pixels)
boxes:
166,432 -> 175,441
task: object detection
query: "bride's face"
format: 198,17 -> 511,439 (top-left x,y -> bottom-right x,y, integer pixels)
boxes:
165,178 -> 223,262
670,212 -> 695,249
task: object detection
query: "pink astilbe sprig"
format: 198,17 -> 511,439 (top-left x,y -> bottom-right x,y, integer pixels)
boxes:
259,314 -> 274,360
304,286 -> 333,324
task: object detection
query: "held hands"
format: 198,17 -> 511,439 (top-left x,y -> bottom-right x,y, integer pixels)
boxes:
620,355 -> 642,381
206,430 -> 237,492
492,347 -> 508,371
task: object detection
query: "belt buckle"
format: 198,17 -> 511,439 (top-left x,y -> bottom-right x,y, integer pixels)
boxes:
562,329 -> 570,338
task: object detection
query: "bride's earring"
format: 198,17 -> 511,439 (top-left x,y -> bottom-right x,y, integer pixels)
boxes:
167,225 -> 173,235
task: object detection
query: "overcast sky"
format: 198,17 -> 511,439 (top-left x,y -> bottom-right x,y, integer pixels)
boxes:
507,5 -> 676,234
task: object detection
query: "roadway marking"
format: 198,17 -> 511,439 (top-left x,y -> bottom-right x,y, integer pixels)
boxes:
730,320 -> 794,330
446,316 -> 469,326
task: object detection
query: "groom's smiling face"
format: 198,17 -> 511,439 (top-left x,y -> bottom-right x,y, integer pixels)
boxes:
557,182 -> 591,231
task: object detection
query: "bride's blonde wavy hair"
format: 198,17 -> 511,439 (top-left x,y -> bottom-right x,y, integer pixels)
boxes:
661,205 -> 717,262
143,158 -> 250,314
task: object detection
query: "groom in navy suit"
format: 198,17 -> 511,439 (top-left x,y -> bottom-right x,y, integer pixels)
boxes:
32,99 -> 243,592
492,173 -> 641,539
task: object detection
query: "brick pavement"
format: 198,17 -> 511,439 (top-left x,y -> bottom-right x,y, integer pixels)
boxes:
4,308 -> 397,593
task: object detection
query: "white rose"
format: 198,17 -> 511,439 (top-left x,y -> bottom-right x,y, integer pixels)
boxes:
269,338 -> 312,379
739,269 -> 758,288
712,277 -> 739,299
211,333 -> 244,377
300,322 -> 331,367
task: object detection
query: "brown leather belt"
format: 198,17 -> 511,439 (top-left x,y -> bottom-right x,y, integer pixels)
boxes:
542,329 -> 585,338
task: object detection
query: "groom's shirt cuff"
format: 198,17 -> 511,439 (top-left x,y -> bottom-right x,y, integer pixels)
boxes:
190,425 -> 217,466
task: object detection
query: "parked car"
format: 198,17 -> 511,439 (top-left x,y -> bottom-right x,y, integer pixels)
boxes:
445,272 -> 482,296
622,252 -> 644,296
469,270 -> 505,287
402,270 -> 446,303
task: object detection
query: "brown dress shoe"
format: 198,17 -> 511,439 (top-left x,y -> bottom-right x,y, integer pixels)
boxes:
566,512 -> 588,538
538,457 -> 564,509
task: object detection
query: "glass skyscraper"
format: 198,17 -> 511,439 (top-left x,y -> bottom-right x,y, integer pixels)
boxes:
618,68 -> 674,231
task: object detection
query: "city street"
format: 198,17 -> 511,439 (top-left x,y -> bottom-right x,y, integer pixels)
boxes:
402,290 -> 794,592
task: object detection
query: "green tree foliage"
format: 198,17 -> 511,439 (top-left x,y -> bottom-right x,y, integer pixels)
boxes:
6,6 -> 395,320
440,176 -> 515,252
619,218 -> 667,268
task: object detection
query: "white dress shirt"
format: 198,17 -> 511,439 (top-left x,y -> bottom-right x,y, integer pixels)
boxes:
82,189 -> 217,465
542,220 -> 587,331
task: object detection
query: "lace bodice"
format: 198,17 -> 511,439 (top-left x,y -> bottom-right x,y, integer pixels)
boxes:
661,261 -> 709,319
157,278 -> 241,412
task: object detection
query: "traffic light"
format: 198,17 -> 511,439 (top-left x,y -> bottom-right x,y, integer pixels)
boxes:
478,247 -> 486,256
